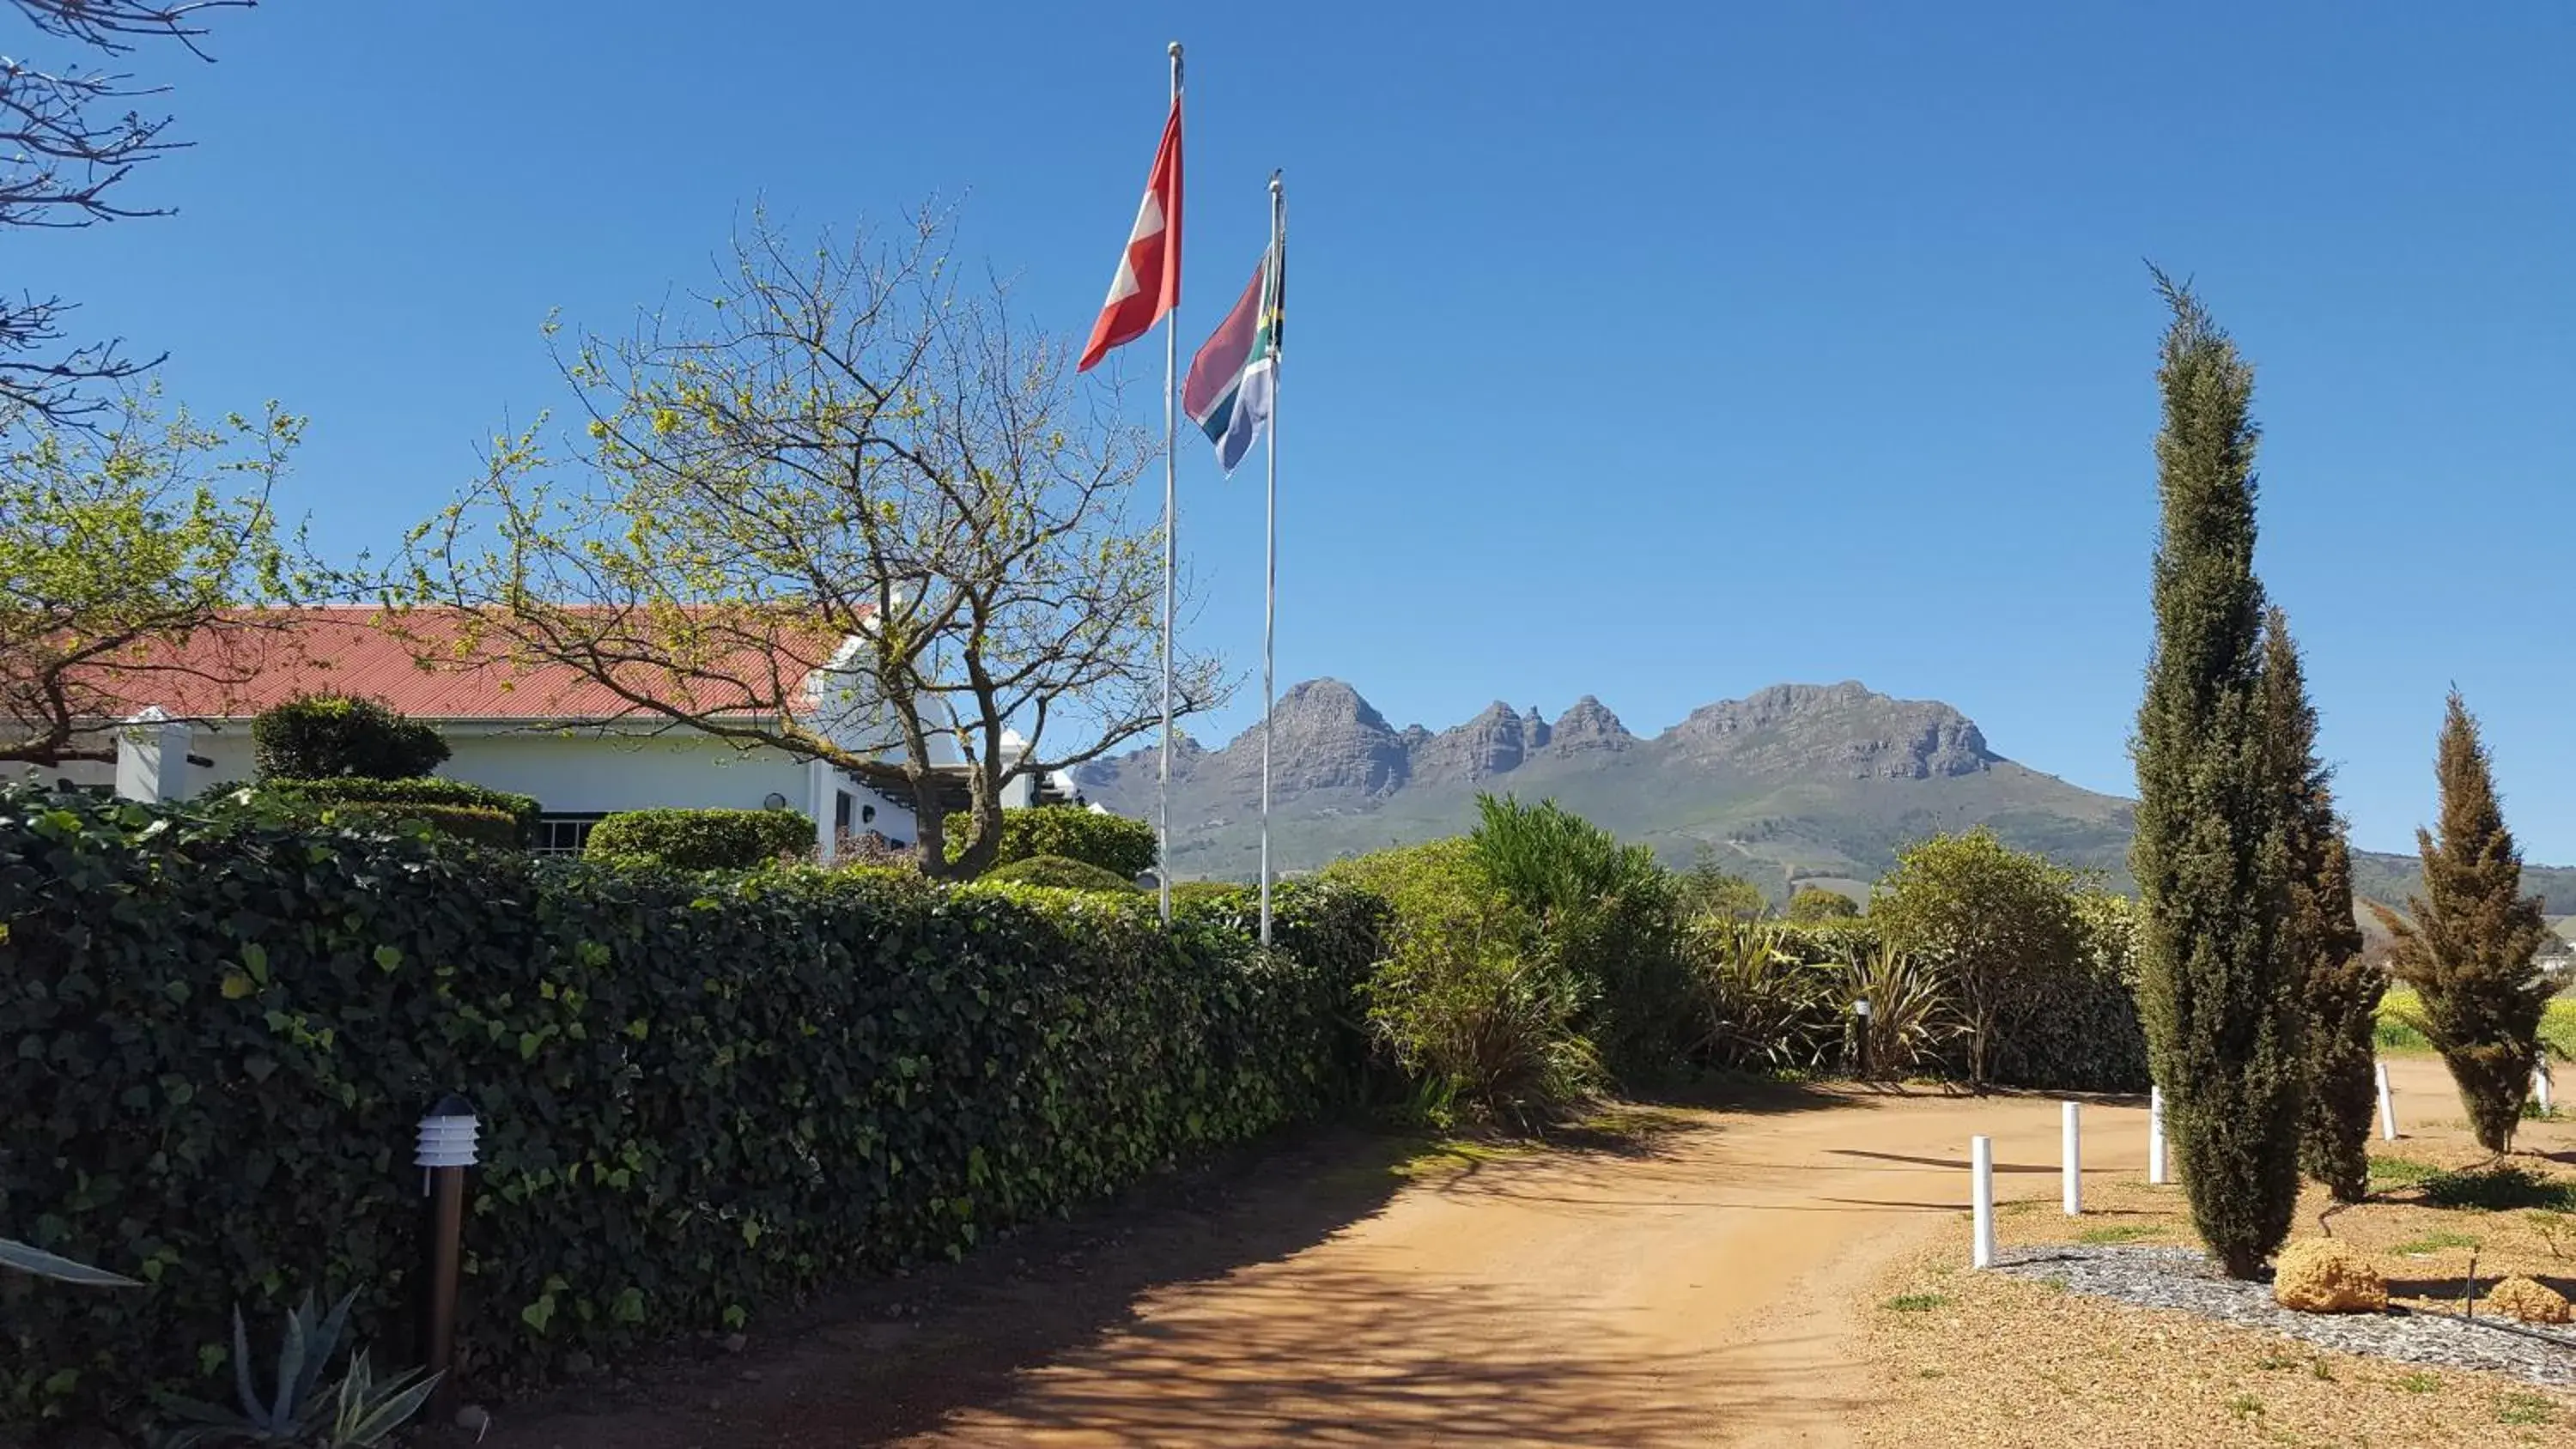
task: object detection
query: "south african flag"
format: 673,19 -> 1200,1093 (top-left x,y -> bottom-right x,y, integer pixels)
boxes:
1182,241 -> 1282,475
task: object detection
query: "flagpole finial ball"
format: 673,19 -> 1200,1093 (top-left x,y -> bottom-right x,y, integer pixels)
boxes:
1168,40 -> 1182,58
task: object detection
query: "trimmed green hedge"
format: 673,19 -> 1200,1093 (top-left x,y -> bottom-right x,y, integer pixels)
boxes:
585,807 -> 812,870
948,805 -> 1156,880
267,777 -> 541,845
974,854 -> 1138,893
252,695 -> 450,780
325,801 -> 526,848
270,776 -> 541,833
0,788 -> 1383,1434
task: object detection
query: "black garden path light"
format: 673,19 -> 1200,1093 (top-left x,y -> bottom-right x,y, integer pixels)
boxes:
416,1094 -> 478,1414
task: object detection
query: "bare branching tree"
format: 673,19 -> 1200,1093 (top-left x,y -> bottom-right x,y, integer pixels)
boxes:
0,385 -> 316,767
405,209 -> 1226,878
3,1 -> 255,422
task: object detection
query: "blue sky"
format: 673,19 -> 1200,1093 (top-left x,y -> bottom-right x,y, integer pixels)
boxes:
20,2 -> 2573,860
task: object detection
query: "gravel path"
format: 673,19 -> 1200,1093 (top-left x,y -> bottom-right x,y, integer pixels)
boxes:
1997,1245 -> 2576,1387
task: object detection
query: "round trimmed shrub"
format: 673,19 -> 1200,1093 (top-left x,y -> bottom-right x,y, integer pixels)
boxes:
585,808 -> 812,870
947,804 -> 1156,879
252,694 -> 450,780
976,853 -> 1139,892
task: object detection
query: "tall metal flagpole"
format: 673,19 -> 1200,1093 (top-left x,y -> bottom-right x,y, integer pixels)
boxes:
1157,40 -> 1182,925
1260,171 -> 1283,949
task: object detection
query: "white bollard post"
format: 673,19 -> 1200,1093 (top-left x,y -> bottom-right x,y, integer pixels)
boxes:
2148,1085 -> 2167,1185
2062,1100 -> 2082,1216
2538,1062 -> 2555,1117
2376,1061 -> 2397,1142
1971,1135 -> 1996,1269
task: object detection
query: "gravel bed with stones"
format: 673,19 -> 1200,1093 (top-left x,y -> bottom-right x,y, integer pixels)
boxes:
1996,1245 -> 2576,1387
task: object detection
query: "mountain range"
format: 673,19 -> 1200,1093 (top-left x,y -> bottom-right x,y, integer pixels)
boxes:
1072,678 -> 2576,923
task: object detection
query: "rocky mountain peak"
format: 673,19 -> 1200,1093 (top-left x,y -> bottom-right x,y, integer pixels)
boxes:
1551,695 -> 1635,754
1669,681 -> 1993,779
1411,700 -> 1543,785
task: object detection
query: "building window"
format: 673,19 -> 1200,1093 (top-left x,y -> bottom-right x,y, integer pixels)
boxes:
535,813 -> 606,856
834,791 -> 854,835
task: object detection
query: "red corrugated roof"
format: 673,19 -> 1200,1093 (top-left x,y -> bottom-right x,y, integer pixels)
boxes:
81,607 -> 860,723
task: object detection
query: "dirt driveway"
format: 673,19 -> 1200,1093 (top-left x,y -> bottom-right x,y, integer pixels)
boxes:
477,1082 -> 2149,1448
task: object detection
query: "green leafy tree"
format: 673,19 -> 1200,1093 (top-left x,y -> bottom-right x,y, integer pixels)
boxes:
405,209 -> 1224,881
1321,838 -> 1598,1125
2266,613 -> 2376,1202
2129,275 -> 2302,1277
1872,828 -> 2083,1090
1678,845 -> 1770,920
1786,886 -> 1860,922
1,389 -> 317,765
2369,691 -> 2552,1153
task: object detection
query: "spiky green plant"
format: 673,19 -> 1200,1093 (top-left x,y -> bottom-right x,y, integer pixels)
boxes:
1842,941 -> 1961,1082
1690,919 -> 1840,1074
155,1293 -> 440,1448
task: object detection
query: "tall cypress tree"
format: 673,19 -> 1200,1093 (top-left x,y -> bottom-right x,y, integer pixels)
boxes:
2130,275 -> 2304,1278
2369,692 -> 2551,1153
2266,610 -> 2376,1202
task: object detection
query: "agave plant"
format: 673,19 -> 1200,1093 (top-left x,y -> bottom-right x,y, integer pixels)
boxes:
156,1292 -> 440,1448
1,1236 -> 140,1286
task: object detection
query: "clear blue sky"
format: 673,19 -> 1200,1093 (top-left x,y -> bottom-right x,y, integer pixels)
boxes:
21,1 -> 2573,860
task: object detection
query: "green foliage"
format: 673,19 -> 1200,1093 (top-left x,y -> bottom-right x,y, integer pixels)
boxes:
1686,921 -> 1842,1075
2129,276 -> 2303,1279
1167,880 -> 1254,910
2266,614 -> 2379,1204
584,807 -> 812,870
1786,887 -> 1861,922
971,854 -> 1138,893
0,391 -> 322,767
2370,692 -> 2554,1154
0,787 -> 1376,1432
155,1294 -> 438,1448
1872,829 -> 2087,1089
251,695 -> 450,781
319,802 -> 526,849
949,805 -> 1156,881
1678,846 -> 1771,920
2418,1164 -> 2576,1213
1470,793 -> 1692,1082
266,777 -> 540,841
1322,839 -> 1600,1125
1982,889 -> 2151,1094
1844,940 -> 1961,1082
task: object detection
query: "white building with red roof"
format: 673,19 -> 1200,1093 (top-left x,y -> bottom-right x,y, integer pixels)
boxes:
43,608 -> 1072,858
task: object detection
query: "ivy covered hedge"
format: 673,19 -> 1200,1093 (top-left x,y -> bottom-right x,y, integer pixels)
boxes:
0,790 -> 1382,1434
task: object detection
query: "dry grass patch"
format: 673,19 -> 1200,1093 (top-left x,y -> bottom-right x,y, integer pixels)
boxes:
1858,1234 -> 2576,1446
1853,1105 -> 2576,1445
